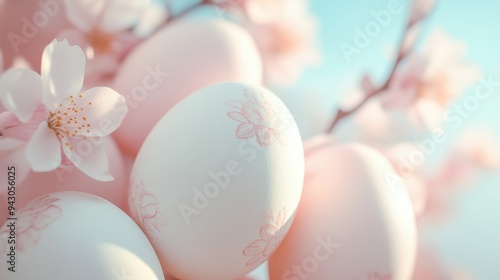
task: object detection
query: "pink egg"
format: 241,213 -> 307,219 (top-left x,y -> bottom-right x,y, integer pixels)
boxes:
112,19 -> 263,156
269,137 -> 417,280
0,137 -> 128,212
0,191 -> 164,279
0,0 -> 71,71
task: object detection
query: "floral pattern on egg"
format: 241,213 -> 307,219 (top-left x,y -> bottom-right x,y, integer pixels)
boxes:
243,207 -> 288,268
128,180 -> 167,240
0,195 -> 62,253
227,88 -> 288,147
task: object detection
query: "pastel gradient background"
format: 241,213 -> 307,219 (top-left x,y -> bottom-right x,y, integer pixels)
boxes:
247,0 -> 500,279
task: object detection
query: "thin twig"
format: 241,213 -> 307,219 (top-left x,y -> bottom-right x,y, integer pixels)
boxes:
167,0 -> 213,23
325,6 -> 434,133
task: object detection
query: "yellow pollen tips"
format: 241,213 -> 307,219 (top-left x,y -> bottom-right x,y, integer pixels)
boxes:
82,117 -> 87,121
89,102 -> 92,105
79,95 -> 83,98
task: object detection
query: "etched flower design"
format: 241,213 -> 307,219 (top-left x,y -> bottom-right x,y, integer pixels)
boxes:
227,88 -> 286,147
0,195 -> 62,253
111,268 -> 136,280
0,39 -> 127,182
128,180 -> 166,239
242,207 -> 287,267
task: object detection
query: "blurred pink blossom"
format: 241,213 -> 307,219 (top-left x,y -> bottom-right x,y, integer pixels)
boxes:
409,0 -> 436,26
0,39 -> 127,182
59,0 -> 167,86
241,0 -> 320,85
381,29 -> 480,130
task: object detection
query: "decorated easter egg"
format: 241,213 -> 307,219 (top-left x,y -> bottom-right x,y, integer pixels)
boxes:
269,137 -> 417,280
0,137 -> 129,212
112,19 -> 263,156
0,191 -> 164,279
129,82 -> 303,280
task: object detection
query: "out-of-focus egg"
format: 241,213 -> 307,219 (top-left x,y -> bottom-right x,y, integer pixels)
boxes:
269,137 -> 417,280
129,83 -> 303,280
0,137 -> 128,212
0,191 -> 164,280
112,19 -> 263,157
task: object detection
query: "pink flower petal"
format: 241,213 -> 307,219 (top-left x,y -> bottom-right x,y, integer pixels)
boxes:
236,122 -> 256,139
243,239 -> 267,256
25,122 -> 61,172
41,39 -> 86,111
0,68 -> 43,122
0,111 -> 20,130
139,193 -> 159,219
18,228 -> 42,250
275,208 -> 287,228
69,86 -> 127,137
260,224 -> 277,241
66,0 -> 150,33
60,134 -> 113,181
246,255 -> 266,267
0,106 -> 48,142
244,88 -> 260,104
32,205 -> 62,230
227,111 -> 247,123
256,126 -> 272,147
242,102 -> 265,125
226,100 -> 243,110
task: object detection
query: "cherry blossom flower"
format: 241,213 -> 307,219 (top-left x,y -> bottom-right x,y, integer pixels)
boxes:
381,29 -> 480,130
243,207 -> 287,268
128,180 -> 167,240
241,0 -> 320,85
0,195 -> 62,253
227,88 -> 286,147
0,39 -> 127,182
59,0 -> 167,85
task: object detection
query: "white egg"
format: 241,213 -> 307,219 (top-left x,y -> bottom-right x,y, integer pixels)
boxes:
269,137 -> 417,280
129,82 -> 304,280
0,191 -> 164,280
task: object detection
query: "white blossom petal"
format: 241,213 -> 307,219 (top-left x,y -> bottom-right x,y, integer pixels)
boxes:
0,68 -> 43,122
26,122 -> 61,172
61,134 -> 113,181
41,39 -> 86,111
133,1 -> 168,38
0,137 -> 24,151
68,86 -> 127,137
66,0 -> 151,33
